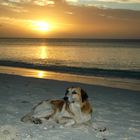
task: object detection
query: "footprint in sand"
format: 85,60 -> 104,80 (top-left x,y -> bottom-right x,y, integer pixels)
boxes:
0,125 -> 21,140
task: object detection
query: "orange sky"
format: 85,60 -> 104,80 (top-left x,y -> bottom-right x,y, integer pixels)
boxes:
0,0 -> 140,38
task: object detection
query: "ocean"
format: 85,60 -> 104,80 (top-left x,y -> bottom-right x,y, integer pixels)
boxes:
0,38 -> 140,79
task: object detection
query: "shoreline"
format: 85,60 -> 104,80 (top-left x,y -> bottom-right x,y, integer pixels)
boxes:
0,65 -> 140,91
0,60 -> 139,79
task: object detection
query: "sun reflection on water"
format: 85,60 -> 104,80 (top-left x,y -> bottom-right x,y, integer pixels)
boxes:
37,71 -> 46,78
39,46 -> 48,59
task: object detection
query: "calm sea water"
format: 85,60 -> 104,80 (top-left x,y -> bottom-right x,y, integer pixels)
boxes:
0,38 -> 140,78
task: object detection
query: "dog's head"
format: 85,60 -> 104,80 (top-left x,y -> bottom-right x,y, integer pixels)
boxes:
64,87 -> 88,103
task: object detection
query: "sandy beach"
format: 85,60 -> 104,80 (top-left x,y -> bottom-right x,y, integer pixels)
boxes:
0,71 -> 140,140
0,0 -> 140,139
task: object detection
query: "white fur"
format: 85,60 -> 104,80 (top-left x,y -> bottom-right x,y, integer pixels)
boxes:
21,87 -> 92,126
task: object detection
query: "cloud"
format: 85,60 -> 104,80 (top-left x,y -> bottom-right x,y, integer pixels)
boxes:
66,0 -> 140,3
0,0 -> 140,38
0,1 -> 28,13
0,16 -> 26,25
33,0 -> 55,6
65,0 -> 140,10
96,0 -> 140,3
0,0 -> 56,6
1,0 -> 140,10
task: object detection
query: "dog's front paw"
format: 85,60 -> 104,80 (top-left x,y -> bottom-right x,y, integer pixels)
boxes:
32,118 -> 42,124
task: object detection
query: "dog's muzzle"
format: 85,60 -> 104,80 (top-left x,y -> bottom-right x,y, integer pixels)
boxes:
63,96 -> 75,103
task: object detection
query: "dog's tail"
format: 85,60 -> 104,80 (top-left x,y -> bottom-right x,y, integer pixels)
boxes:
21,112 -> 33,123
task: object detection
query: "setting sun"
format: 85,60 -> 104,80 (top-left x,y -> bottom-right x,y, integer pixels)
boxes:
31,21 -> 51,32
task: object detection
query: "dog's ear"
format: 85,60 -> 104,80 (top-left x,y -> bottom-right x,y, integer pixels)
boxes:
81,88 -> 88,102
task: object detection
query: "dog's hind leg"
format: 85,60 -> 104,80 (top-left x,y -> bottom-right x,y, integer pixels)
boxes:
57,117 -> 76,126
21,112 -> 43,124
21,112 -> 33,123
32,117 -> 42,124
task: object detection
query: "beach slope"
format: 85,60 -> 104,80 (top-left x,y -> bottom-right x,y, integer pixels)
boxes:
0,74 -> 140,140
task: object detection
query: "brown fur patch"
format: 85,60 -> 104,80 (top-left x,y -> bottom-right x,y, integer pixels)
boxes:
50,100 -> 65,112
51,100 -> 75,116
80,88 -> 88,102
81,101 -> 92,114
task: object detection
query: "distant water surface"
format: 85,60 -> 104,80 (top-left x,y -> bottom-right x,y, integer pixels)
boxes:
0,38 -> 140,78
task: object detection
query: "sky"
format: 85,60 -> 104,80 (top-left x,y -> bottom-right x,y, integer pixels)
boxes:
0,0 -> 140,38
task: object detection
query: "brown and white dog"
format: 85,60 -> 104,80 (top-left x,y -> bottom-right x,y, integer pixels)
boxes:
21,87 -> 92,126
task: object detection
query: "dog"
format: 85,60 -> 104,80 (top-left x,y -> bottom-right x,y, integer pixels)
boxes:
21,87 -> 92,126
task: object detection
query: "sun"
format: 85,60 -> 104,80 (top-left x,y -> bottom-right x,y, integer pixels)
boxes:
31,21 -> 51,32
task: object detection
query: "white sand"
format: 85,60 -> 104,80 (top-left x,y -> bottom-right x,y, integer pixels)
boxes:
0,73 -> 140,140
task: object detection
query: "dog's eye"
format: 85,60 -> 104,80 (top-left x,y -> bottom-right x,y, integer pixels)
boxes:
72,91 -> 77,94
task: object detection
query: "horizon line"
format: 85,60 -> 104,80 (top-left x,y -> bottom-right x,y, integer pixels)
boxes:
0,37 -> 140,40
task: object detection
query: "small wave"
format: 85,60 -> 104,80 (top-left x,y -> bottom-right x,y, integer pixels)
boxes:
0,60 -> 139,80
